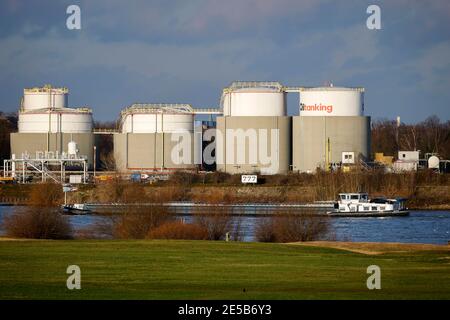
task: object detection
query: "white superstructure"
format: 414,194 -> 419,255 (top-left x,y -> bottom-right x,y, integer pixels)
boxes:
299,87 -> 364,116
120,104 -> 195,133
221,82 -> 286,117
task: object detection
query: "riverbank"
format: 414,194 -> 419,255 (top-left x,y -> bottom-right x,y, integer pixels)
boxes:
1,171 -> 449,210
2,185 -> 450,210
0,239 -> 448,299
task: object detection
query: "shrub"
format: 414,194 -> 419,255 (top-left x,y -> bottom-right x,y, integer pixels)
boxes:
255,212 -> 331,243
254,218 -> 277,242
148,186 -> 189,203
3,208 -> 72,239
94,178 -> 126,203
27,182 -> 63,207
203,172 -> 231,184
113,205 -> 173,239
169,171 -> 199,185
190,188 -> 233,204
147,221 -> 208,240
120,183 -> 147,203
193,206 -> 234,240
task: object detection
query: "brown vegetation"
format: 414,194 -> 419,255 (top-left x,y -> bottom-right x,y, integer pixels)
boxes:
147,221 -> 208,240
1,181 -> 72,239
255,212 -> 331,243
112,206 -> 173,239
2,171 -> 448,209
3,208 -> 72,239
27,182 -> 63,207
193,206 -> 237,240
92,179 -> 188,204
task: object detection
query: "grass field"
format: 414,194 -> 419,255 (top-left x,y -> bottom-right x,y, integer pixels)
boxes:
0,239 -> 449,299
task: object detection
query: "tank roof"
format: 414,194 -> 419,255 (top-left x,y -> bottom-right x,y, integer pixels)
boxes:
19,107 -> 92,114
299,86 -> 365,92
121,104 -> 195,116
225,81 -> 284,92
24,85 -> 69,94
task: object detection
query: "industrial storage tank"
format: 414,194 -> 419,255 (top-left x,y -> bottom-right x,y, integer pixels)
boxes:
114,103 -> 197,172
221,82 -> 286,117
216,82 -> 291,175
22,85 -> 69,111
299,86 -> 364,116
120,104 -> 194,133
293,84 -> 370,173
11,85 -> 95,168
18,108 -> 93,133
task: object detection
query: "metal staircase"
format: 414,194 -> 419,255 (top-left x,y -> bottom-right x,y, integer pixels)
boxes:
25,161 -> 59,183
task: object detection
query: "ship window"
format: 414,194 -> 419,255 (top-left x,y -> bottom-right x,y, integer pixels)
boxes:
340,195 -> 347,200
364,206 -> 370,210
350,195 -> 359,200
372,207 -> 377,211
380,206 -> 385,210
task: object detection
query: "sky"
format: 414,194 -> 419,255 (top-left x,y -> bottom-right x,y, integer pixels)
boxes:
0,0 -> 449,123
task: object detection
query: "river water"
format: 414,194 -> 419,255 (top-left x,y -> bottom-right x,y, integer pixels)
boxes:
0,206 -> 449,244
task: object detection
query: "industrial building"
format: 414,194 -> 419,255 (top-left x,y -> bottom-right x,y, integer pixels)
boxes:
113,104 -> 221,172
216,82 -> 291,174
11,86 -> 94,165
6,86 -> 94,182
114,104 -> 197,172
6,81 -> 373,180
292,87 -> 371,173
215,82 -> 370,174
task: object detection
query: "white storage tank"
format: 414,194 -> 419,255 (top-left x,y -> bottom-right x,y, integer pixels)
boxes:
299,86 -> 364,116
428,156 -> 440,169
18,108 -> 93,133
221,82 -> 286,117
120,104 -> 194,133
22,85 -> 68,111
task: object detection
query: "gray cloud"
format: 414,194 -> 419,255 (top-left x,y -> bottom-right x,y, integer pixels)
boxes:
0,0 -> 449,122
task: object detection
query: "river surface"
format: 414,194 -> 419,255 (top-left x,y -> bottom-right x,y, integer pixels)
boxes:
0,206 -> 449,244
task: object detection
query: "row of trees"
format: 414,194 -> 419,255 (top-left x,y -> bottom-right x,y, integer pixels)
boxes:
371,116 -> 450,159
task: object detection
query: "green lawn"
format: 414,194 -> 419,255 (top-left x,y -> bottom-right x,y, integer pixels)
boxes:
0,240 -> 449,299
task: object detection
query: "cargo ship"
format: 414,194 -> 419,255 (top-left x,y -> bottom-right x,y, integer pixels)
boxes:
327,193 -> 409,217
